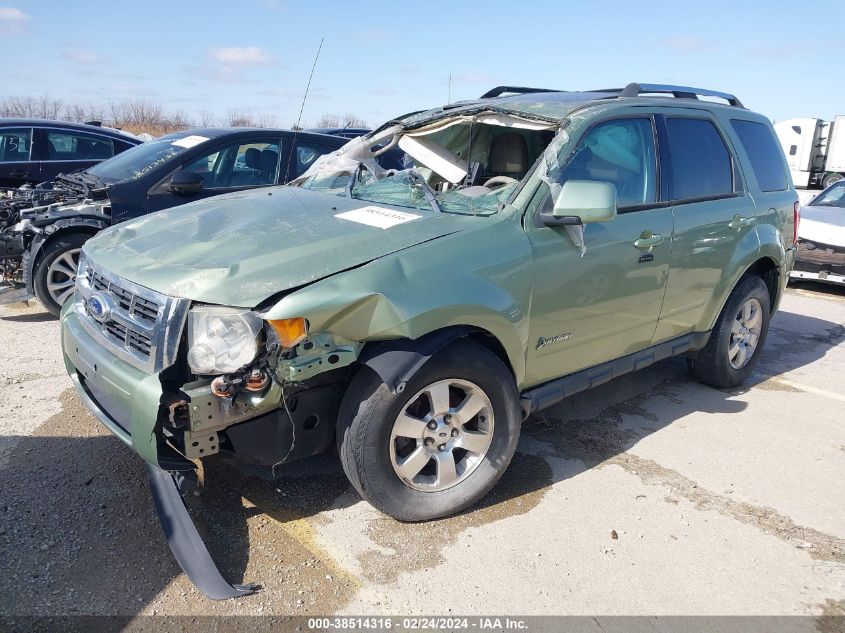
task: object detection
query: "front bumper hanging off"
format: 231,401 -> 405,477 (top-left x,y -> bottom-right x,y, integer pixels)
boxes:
146,464 -> 259,600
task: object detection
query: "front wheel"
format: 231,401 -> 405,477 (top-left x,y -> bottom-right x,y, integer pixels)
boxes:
33,232 -> 89,317
688,275 -> 771,388
337,340 -> 522,521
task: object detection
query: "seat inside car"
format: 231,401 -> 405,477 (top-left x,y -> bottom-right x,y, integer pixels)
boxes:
486,132 -> 529,180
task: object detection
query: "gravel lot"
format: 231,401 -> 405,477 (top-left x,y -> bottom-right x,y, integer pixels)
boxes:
0,283 -> 843,618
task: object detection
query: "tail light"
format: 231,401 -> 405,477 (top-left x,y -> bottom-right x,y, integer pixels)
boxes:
793,201 -> 800,245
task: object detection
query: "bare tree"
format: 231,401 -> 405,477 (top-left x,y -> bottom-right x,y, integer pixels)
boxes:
313,113 -> 367,129
0,94 -> 63,118
225,109 -> 277,128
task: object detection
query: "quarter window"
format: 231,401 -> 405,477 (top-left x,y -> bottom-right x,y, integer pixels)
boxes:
730,119 -> 789,192
665,118 -> 733,200
0,128 -> 32,162
45,130 -> 114,160
555,118 -> 658,208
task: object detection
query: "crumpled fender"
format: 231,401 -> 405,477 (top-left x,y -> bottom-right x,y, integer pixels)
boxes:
263,214 -> 533,387
24,217 -> 108,294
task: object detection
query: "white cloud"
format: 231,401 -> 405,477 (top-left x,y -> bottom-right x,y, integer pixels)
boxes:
660,36 -> 710,54
200,46 -> 277,82
0,6 -> 30,36
62,47 -> 104,65
208,46 -> 273,67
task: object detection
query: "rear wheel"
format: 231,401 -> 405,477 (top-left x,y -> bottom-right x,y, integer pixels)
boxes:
822,172 -> 844,189
688,275 -> 771,388
337,340 -> 521,521
33,232 -> 88,317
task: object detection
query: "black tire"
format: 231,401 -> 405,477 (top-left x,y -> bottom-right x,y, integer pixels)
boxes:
33,232 -> 89,317
822,172 -> 845,189
687,275 -> 771,389
337,340 -> 521,522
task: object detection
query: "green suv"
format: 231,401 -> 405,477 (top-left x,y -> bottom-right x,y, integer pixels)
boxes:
61,83 -> 798,598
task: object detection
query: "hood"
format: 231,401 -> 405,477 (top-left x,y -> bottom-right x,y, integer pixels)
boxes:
83,186 -> 467,307
798,204 -> 845,248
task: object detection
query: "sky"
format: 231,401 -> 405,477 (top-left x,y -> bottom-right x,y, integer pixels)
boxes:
1,0 -> 843,127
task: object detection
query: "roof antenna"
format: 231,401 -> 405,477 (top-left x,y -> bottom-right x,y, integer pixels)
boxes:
448,73 -> 452,104
284,37 -> 324,183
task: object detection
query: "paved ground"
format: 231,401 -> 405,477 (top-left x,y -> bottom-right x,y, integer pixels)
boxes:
0,283 -> 843,618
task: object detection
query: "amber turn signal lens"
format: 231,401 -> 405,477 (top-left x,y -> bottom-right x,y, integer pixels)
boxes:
268,317 -> 308,348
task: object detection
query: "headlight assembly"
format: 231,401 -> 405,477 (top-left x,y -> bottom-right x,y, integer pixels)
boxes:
187,306 -> 263,375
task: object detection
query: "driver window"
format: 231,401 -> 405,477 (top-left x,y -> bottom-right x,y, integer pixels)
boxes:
181,139 -> 280,189
546,118 -> 657,212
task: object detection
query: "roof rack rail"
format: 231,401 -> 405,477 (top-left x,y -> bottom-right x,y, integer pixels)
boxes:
593,83 -> 744,108
480,86 -> 562,99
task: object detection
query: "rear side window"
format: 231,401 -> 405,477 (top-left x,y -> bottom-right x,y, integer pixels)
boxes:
45,130 -> 114,160
665,118 -> 733,200
730,120 -> 788,192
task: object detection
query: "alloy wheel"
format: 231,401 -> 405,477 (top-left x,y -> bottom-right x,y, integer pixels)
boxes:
46,248 -> 81,307
389,378 -> 494,492
728,297 -> 762,369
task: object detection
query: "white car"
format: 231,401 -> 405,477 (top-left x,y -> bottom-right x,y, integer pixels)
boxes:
791,181 -> 845,285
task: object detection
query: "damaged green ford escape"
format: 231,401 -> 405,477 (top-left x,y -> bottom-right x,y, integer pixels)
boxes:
61,83 -> 797,598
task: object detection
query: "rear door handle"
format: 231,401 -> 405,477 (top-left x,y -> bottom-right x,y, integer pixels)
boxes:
634,233 -> 664,250
9,169 -> 28,178
728,214 -> 755,230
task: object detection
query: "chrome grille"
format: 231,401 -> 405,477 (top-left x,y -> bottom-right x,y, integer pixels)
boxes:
75,254 -> 189,373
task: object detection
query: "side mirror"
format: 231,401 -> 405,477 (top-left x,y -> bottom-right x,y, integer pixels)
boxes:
544,180 -> 617,226
168,170 -> 204,194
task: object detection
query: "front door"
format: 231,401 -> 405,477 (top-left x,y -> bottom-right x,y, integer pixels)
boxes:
524,116 -> 672,387
146,137 -> 283,214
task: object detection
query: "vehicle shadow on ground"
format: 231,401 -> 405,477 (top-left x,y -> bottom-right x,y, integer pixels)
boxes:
0,310 -> 55,323
0,310 -> 840,616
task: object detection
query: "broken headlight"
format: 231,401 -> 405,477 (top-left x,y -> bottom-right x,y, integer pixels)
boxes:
186,306 -> 263,375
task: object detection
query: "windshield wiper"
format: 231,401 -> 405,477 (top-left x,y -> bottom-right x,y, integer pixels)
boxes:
346,163 -> 365,198
407,170 -> 442,213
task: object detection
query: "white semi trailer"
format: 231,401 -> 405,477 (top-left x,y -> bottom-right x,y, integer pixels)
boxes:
774,116 -> 845,189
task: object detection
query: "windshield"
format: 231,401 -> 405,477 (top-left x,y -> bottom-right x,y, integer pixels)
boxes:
811,181 -> 845,207
87,133 -> 211,183
297,115 -> 557,215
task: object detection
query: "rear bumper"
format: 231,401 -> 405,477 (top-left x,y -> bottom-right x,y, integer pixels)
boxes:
791,249 -> 845,286
61,301 -> 164,464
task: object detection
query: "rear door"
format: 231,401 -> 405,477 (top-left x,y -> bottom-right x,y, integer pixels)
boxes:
0,127 -> 36,186
652,111 -> 758,343
279,136 -> 344,183
146,135 -> 283,213
39,127 -> 116,181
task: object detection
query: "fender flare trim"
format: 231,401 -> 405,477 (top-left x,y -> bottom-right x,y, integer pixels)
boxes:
359,326 -> 474,393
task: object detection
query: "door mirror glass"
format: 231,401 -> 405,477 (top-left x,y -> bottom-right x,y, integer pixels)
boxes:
169,169 -> 204,194
553,180 -> 617,223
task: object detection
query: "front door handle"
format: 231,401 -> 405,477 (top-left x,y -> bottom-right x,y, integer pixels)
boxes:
728,214 -> 755,230
634,233 -> 664,250
9,169 -> 28,178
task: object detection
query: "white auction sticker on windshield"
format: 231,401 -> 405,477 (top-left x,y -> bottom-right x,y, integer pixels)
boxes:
171,135 -> 209,148
335,206 -> 421,229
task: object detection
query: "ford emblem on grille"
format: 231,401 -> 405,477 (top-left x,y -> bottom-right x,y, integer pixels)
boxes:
87,292 -> 114,323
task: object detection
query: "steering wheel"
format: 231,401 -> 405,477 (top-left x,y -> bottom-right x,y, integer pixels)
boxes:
482,175 -> 518,188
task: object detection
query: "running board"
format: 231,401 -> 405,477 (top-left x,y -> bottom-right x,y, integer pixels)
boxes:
521,331 -> 711,416
146,464 -> 259,600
